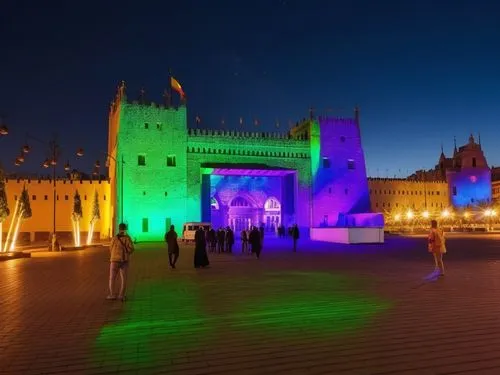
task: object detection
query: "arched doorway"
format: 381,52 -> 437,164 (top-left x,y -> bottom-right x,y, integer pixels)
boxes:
264,197 -> 281,232
228,196 -> 257,232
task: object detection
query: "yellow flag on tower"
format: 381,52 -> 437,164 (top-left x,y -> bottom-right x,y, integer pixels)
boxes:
170,77 -> 185,98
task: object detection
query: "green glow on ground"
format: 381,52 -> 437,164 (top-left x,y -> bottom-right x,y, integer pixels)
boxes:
94,271 -> 390,368
94,279 -> 214,365
230,271 -> 391,337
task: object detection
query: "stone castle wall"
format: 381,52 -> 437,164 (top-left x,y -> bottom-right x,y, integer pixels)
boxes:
2,178 -> 112,244
368,178 -> 449,214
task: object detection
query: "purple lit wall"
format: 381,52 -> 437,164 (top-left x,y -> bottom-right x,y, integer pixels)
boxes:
311,117 -> 372,227
204,173 -> 296,233
446,168 -> 492,208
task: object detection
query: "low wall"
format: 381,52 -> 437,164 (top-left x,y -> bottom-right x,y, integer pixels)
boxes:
310,227 -> 384,244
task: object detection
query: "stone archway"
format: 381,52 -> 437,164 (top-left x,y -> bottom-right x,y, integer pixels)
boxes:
228,196 -> 258,232
264,197 -> 281,232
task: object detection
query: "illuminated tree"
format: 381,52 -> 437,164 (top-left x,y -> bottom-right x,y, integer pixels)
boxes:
7,186 -> 32,251
0,168 -> 10,252
86,190 -> 101,245
19,187 -> 32,220
72,190 -> 83,246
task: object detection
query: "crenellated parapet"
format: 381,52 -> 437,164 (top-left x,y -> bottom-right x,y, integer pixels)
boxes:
368,177 -> 447,185
187,127 -> 311,160
5,177 -> 111,185
187,128 -> 297,139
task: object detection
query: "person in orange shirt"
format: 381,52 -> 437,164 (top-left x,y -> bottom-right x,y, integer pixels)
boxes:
428,219 -> 446,277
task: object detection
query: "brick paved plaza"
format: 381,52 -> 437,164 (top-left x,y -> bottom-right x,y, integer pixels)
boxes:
2,234 -> 500,374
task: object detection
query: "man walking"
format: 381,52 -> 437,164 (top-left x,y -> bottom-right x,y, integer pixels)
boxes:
165,224 -> 180,269
107,223 -> 134,302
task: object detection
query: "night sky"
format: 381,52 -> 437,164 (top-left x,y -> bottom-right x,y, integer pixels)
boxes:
1,0 -> 500,177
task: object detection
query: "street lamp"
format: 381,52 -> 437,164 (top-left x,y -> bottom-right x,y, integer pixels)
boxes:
86,152 -> 125,226
16,134 -> 83,246
0,117 -> 8,136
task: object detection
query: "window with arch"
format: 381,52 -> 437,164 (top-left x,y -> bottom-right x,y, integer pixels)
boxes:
264,197 -> 281,210
231,196 -> 251,207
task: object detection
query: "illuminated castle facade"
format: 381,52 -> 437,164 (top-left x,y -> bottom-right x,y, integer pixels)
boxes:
108,83 -> 374,241
368,134 -> 492,219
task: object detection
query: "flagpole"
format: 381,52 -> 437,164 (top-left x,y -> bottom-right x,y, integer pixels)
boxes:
168,68 -> 173,108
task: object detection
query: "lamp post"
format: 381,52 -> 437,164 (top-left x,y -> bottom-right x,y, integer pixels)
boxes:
92,152 -> 125,225
15,134 -> 82,247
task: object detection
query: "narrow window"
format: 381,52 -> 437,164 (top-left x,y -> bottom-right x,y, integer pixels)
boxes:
142,218 -> 149,233
322,157 -> 330,168
347,159 -> 355,170
138,154 -> 146,166
453,186 -> 457,196
144,123 -> 149,129
167,155 -> 176,167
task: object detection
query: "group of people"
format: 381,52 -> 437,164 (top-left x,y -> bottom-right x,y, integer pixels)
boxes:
105,220 -> 447,302
206,227 -> 235,253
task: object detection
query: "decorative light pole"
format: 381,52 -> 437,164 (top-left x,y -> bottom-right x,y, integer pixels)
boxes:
92,152 -> 125,225
15,134 -> 83,247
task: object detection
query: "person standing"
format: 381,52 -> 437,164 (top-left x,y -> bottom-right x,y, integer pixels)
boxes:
225,226 -> 234,253
241,229 -> 248,254
292,224 -> 300,252
194,226 -> 210,268
217,228 -> 225,253
428,219 -> 446,276
259,224 -> 265,248
107,223 -> 134,302
208,228 -> 217,253
249,226 -> 262,259
165,225 -> 179,269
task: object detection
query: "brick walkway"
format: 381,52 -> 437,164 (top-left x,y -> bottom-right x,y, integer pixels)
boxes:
2,234 -> 500,374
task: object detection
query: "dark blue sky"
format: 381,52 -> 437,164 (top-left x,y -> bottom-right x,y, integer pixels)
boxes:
1,0 -> 500,177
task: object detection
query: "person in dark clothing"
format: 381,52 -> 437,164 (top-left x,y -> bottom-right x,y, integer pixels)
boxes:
165,225 -> 179,268
241,229 -> 248,253
217,228 -> 225,253
249,226 -> 262,259
194,227 -> 210,268
259,224 -> 265,248
292,224 -> 300,252
225,226 -> 234,253
208,228 -> 217,253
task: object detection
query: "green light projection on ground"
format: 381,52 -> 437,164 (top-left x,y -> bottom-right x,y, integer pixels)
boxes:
94,279 -> 214,366
94,271 -> 391,368
229,271 -> 391,337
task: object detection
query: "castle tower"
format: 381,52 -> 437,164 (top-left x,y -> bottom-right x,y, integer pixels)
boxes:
446,134 -> 491,208
309,108 -> 371,227
108,83 -> 188,240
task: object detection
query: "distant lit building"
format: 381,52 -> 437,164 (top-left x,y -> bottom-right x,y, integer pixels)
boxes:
369,134 -> 492,219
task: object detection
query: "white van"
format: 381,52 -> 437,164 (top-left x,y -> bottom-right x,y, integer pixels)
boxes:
182,222 -> 211,242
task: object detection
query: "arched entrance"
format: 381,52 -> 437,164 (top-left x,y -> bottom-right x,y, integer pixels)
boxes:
228,196 -> 257,231
264,197 -> 281,232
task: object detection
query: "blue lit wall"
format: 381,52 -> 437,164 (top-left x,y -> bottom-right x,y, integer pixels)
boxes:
203,175 -> 292,230
447,168 -> 492,208
310,118 -> 372,227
